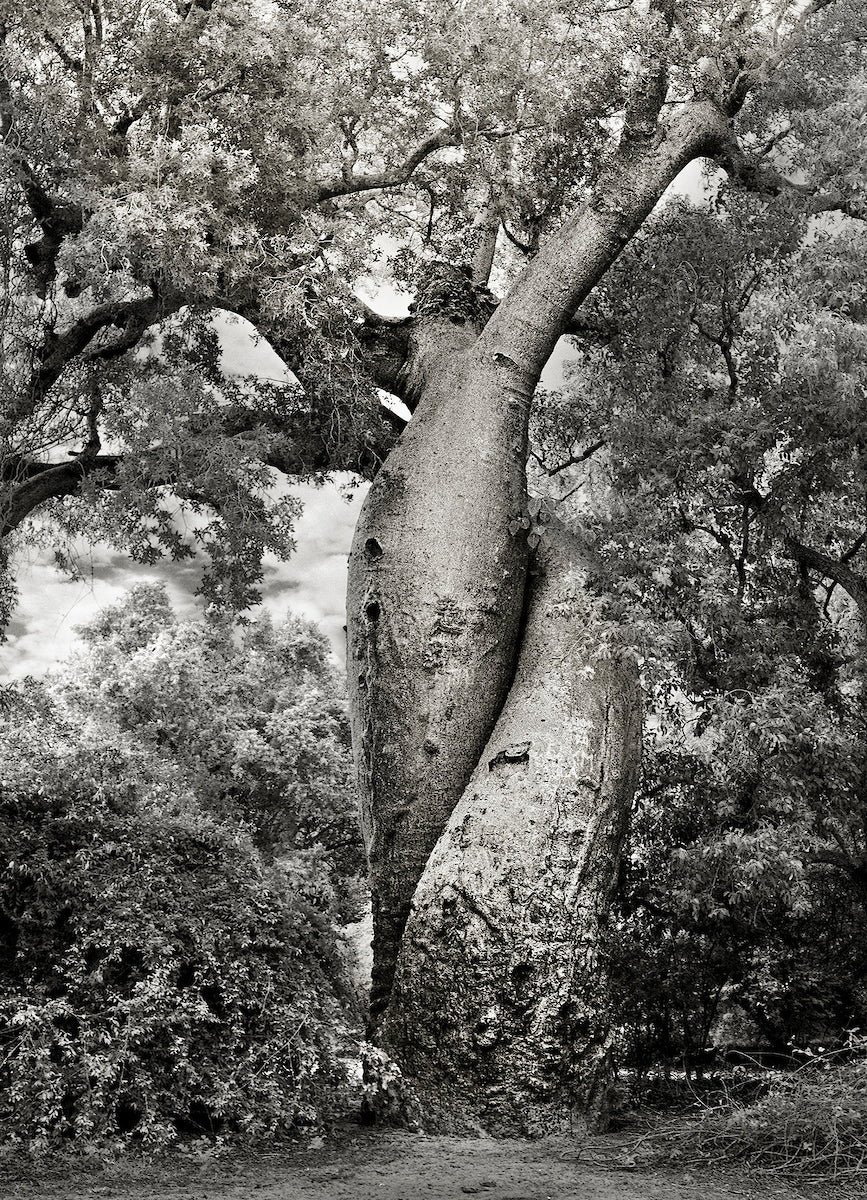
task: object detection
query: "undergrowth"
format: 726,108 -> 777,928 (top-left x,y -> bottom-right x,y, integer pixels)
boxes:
635,1042 -> 867,1187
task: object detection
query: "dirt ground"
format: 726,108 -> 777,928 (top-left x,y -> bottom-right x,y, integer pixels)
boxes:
0,1127 -> 851,1200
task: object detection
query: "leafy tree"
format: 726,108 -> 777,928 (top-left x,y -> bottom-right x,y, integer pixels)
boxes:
1,0 -> 865,1132
0,680 -> 351,1150
538,178 -> 867,1073
54,583 -> 364,910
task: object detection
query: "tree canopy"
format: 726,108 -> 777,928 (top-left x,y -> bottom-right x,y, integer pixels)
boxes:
60,583 -> 363,891
532,174 -> 867,1070
2,0 -> 864,621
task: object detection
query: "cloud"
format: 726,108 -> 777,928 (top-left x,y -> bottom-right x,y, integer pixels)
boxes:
254,477 -> 367,659
0,476 -> 367,680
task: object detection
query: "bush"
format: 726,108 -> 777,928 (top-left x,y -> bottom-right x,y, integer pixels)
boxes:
609,744 -> 867,1078
0,690 -> 352,1151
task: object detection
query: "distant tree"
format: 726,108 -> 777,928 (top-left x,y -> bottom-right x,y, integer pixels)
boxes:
54,583 -> 364,909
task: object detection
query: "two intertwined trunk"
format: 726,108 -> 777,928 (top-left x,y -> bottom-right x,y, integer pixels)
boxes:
379,528 -> 641,1133
345,105 -> 728,1130
345,312 -> 642,1125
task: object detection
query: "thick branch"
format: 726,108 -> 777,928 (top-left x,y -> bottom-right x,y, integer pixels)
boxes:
0,454 -> 121,537
1,57 -> 84,295
471,193 -> 500,287
621,1 -> 673,142
15,295 -> 175,429
352,306 -> 414,402
478,98 -> 730,383
0,385 -> 400,541
785,535 -> 867,624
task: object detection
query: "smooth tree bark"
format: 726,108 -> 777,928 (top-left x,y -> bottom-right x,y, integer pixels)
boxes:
346,263 -> 533,1027
346,88 -> 731,1124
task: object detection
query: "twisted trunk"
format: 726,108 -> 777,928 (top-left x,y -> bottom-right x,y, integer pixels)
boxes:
346,101 -> 730,1126
378,525 -> 642,1133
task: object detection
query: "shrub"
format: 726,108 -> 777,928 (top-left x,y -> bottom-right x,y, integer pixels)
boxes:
0,690 -> 352,1151
653,1042 -> 867,1185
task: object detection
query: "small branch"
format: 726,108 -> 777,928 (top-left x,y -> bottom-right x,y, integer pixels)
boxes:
563,311 -> 619,344
722,0 -> 838,117
310,128 -> 461,204
531,439 -> 606,478
736,502 -> 750,603
718,136 -> 867,222
500,220 -> 538,256
43,30 -> 82,74
842,533 -> 866,565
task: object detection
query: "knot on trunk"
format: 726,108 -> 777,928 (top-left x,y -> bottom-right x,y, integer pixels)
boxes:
409,261 -> 496,329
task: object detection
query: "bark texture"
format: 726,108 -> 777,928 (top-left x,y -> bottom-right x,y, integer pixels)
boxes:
346,265 -> 536,1028
378,524 -> 642,1135
348,101 -> 728,1077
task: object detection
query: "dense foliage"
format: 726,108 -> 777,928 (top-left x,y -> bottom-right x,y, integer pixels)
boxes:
58,583 -> 365,904
0,597 -> 361,1151
529,180 -> 867,1069
3,0 -> 859,612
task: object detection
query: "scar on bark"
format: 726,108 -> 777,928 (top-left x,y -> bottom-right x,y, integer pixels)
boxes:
488,742 -> 531,769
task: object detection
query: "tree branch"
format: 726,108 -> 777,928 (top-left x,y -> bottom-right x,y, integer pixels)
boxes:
309,128 -> 461,204
722,0 -> 839,117
530,439 -> 606,478
717,137 -> 867,222
17,295 -> 177,428
1,34 -> 84,294
785,535 -> 867,625
621,0 -> 673,143
0,454 -> 121,537
478,97 -> 731,381
0,389 -> 401,539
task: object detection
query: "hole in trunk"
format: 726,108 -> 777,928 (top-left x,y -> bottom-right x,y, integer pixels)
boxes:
365,537 -> 383,559
366,600 -> 381,622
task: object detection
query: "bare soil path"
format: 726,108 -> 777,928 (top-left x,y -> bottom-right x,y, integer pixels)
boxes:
0,1129 -> 841,1200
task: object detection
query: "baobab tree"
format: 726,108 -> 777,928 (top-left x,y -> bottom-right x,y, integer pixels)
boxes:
1,0 -> 863,1133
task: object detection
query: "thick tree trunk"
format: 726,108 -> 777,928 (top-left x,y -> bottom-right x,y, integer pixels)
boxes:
377,524 -> 642,1134
346,102 -> 729,1111
346,267 -> 536,1028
